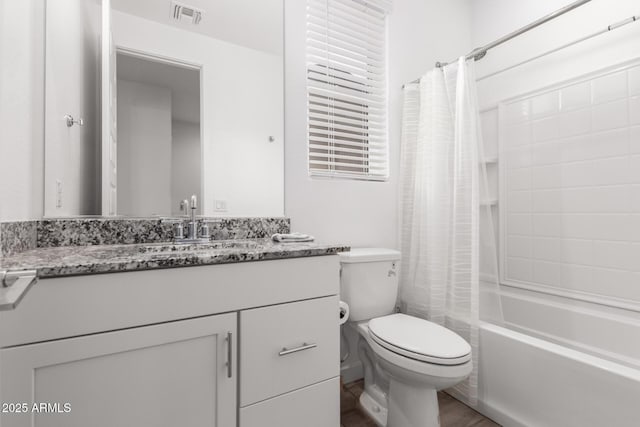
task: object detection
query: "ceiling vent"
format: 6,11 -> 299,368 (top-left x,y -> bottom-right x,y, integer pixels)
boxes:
171,1 -> 203,25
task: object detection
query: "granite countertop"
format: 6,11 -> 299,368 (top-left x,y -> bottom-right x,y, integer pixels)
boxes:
0,239 -> 350,279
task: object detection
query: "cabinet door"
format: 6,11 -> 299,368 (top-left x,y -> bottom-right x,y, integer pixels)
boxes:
0,313 -> 236,427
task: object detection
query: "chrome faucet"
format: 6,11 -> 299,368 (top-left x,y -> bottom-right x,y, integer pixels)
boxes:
174,194 -> 209,243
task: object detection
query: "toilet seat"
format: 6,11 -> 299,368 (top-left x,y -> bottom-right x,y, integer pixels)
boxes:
368,314 -> 471,366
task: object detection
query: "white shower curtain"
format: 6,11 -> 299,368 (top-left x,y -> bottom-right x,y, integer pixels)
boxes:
398,58 -> 503,405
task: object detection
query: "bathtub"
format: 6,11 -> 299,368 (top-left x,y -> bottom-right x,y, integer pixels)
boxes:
461,286 -> 640,427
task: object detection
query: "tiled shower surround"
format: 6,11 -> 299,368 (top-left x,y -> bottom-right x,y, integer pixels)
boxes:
500,61 -> 640,302
0,217 -> 290,257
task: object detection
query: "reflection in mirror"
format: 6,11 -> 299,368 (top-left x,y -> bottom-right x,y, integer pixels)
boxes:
43,0 -> 284,218
44,0 -> 102,217
116,53 -> 201,217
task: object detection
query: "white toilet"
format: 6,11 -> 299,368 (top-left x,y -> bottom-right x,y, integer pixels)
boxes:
340,248 -> 472,427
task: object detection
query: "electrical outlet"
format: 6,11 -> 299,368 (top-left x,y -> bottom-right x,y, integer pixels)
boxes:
214,200 -> 227,212
56,180 -> 63,208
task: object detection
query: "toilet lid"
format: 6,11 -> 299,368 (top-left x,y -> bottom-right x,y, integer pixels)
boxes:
368,314 -> 472,365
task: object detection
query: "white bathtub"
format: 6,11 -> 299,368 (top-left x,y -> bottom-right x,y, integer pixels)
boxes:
467,318 -> 640,427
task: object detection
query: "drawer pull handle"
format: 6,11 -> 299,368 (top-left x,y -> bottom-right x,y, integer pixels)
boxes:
278,342 -> 317,357
226,332 -> 233,378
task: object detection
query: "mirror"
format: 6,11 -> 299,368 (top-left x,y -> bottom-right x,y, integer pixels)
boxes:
44,0 -> 284,218
116,53 -> 201,217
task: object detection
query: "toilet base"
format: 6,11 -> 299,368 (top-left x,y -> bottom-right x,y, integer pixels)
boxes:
387,378 -> 439,427
359,388 -> 387,427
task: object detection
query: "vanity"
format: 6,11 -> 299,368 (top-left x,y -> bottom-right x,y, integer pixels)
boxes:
0,226 -> 348,427
0,0 -> 329,424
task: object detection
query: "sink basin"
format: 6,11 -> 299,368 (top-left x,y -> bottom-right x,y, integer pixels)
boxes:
139,240 -> 260,254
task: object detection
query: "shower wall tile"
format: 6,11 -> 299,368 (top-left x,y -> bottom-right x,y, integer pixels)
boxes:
507,191 -> 531,213
591,99 -> 628,131
630,66 -> 640,95
630,155 -> 640,182
560,263 -> 592,285
533,260 -> 561,286
630,96 -> 640,125
507,257 -> 533,282
631,186 -> 640,211
531,91 -> 559,118
507,213 -> 532,235
507,169 -> 531,191
592,70 -> 627,104
560,81 -> 591,111
531,165 -> 560,189
505,99 -> 531,123
591,269 -> 638,300
559,108 -> 591,138
560,239 -> 593,265
631,244 -> 640,272
504,121 -> 532,146
533,115 -> 561,142
631,126 -> 640,153
507,236 -> 532,258
593,241 -> 635,271
506,146 -> 532,168
532,237 -> 561,262
590,129 -> 628,159
531,141 -> 562,166
480,108 -> 498,157
500,61 -> 640,303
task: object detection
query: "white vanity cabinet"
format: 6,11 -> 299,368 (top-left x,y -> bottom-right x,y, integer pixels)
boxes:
0,314 -> 237,427
0,255 -> 341,427
239,296 -> 340,427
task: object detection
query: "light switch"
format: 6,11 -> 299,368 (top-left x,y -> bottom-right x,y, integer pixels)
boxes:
214,200 -> 228,212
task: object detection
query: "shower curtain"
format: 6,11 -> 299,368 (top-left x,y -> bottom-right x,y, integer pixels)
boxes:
398,58 -> 503,405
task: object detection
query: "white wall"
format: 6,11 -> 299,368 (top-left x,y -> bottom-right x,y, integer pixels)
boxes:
472,0 -> 640,109
112,11 -> 284,218
284,0 -> 472,248
0,0 -> 45,221
172,120 -> 202,216
117,80 -> 173,216
44,0 -> 101,217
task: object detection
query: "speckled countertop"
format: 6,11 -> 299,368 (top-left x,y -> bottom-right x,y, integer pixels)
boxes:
0,239 -> 350,278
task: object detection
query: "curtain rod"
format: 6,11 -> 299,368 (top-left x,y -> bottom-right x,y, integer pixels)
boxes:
476,14 -> 639,82
403,0 -> 593,87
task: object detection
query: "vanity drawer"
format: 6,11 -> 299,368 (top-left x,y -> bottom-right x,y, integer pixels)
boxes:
239,377 -> 339,427
240,296 -> 339,406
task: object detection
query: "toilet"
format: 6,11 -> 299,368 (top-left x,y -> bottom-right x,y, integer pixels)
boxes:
339,248 -> 472,427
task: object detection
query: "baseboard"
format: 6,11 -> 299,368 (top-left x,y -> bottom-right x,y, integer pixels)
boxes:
340,360 -> 363,384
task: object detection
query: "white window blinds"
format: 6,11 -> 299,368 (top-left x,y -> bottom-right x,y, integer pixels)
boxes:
306,0 -> 391,180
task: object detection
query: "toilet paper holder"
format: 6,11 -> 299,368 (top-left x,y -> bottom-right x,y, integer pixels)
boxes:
339,300 -> 349,325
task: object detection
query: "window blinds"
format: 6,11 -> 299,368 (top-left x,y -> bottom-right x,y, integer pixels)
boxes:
306,0 -> 390,180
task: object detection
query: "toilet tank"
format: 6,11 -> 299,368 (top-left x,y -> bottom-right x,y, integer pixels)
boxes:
339,248 -> 401,322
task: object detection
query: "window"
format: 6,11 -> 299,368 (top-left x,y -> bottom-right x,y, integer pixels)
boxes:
306,0 -> 391,180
